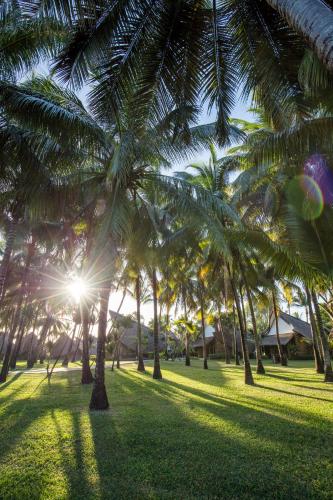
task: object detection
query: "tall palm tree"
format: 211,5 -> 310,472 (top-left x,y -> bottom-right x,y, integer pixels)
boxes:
135,273 -> 145,372
305,287 -> 325,374
39,0 -> 326,144
168,146 -> 256,382
0,2 -> 64,82
311,290 -> 333,383
0,76 -> 214,396
239,260 -> 265,374
265,0 -> 333,72
89,273 -> 112,411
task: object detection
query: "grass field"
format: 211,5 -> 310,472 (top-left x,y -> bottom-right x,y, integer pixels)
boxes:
0,360 -> 332,500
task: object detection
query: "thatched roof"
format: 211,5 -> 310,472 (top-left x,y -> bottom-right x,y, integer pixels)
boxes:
109,311 -> 164,353
279,311 -> 312,340
192,336 -> 215,349
19,333 -> 39,354
260,311 -> 312,347
50,333 -> 82,358
261,333 -> 294,346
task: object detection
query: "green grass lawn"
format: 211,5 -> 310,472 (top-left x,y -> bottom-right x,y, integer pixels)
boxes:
13,360 -> 88,371
0,360 -> 332,500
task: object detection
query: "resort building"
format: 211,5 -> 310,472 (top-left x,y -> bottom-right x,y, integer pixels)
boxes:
260,311 -> 313,360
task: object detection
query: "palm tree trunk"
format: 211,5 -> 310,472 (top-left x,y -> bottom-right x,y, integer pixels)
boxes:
232,303 -> 240,365
272,291 -> 288,366
219,319 -> 231,364
136,274 -> 145,372
116,342 -> 120,369
311,290 -> 333,382
216,303 -> 230,365
305,306 -> 309,324
9,304 -> 28,370
229,274 -> 254,385
37,314 -> 53,364
71,325 -> 83,362
200,295 -> 208,369
265,0 -> 333,72
152,269 -> 162,379
0,332 -> 6,360
239,286 -> 247,333
184,301 -> 190,366
0,217 -> 17,303
184,330 -> 190,366
0,304 -> 23,382
27,304 -> 40,369
239,263 -> 265,374
0,312 -> 12,361
89,281 -> 111,410
165,309 -> 170,361
81,304 -> 94,384
305,288 -> 324,374
62,323 -> 77,367
0,239 -> 34,380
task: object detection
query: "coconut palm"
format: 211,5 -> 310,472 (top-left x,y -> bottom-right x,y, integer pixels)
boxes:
264,0 -> 333,72
0,75 -> 216,398
168,146 -> 256,382
0,1 -> 64,81
238,107 -> 333,318
30,0 -> 328,145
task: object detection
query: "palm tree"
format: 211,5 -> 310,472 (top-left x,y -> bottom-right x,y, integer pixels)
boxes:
305,287 -> 325,374
271,288 -> 288,366
265,0 -> 333,72
135,274 -> 145,372
0,215 -> 18,302
239,260 -> 265,374
169,145 -> 256,382
151,267 -> 162,380
89,249 -> 113,410
0,2 -> 64,81
311,290 -> 333,383
197,273 -> 209,370
8,238 -> 36,370
39,0 -> 327,147
89,282 -> 110,409
231,106 -> 333,376
0,76 -> 215,398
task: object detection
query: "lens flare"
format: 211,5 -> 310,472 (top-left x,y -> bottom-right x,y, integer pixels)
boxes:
286,175 -> 323,220
304,154 -> 333,205
67,278 -> 87,302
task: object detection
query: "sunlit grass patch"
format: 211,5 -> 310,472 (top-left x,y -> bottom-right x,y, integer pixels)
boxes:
0,360 -> 332,499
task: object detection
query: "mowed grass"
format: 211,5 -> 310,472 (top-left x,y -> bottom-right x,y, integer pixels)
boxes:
0,360 -> 332,500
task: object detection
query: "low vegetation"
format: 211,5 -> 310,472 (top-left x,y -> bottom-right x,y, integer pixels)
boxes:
1,361 -> 332,500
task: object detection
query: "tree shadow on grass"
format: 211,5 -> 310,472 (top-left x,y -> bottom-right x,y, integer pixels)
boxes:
1,367 -> 332,499
120,369 -> 333,430
0,371 -> 22,393
158,364 -> 332,426
0,372 -> 97,499
50,409 -> 100,499
255,383 -> 333,404
157,360 -> 235,388
86,368 -> 332,499
264,371 -> 325,384
291,383 -> 333,392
